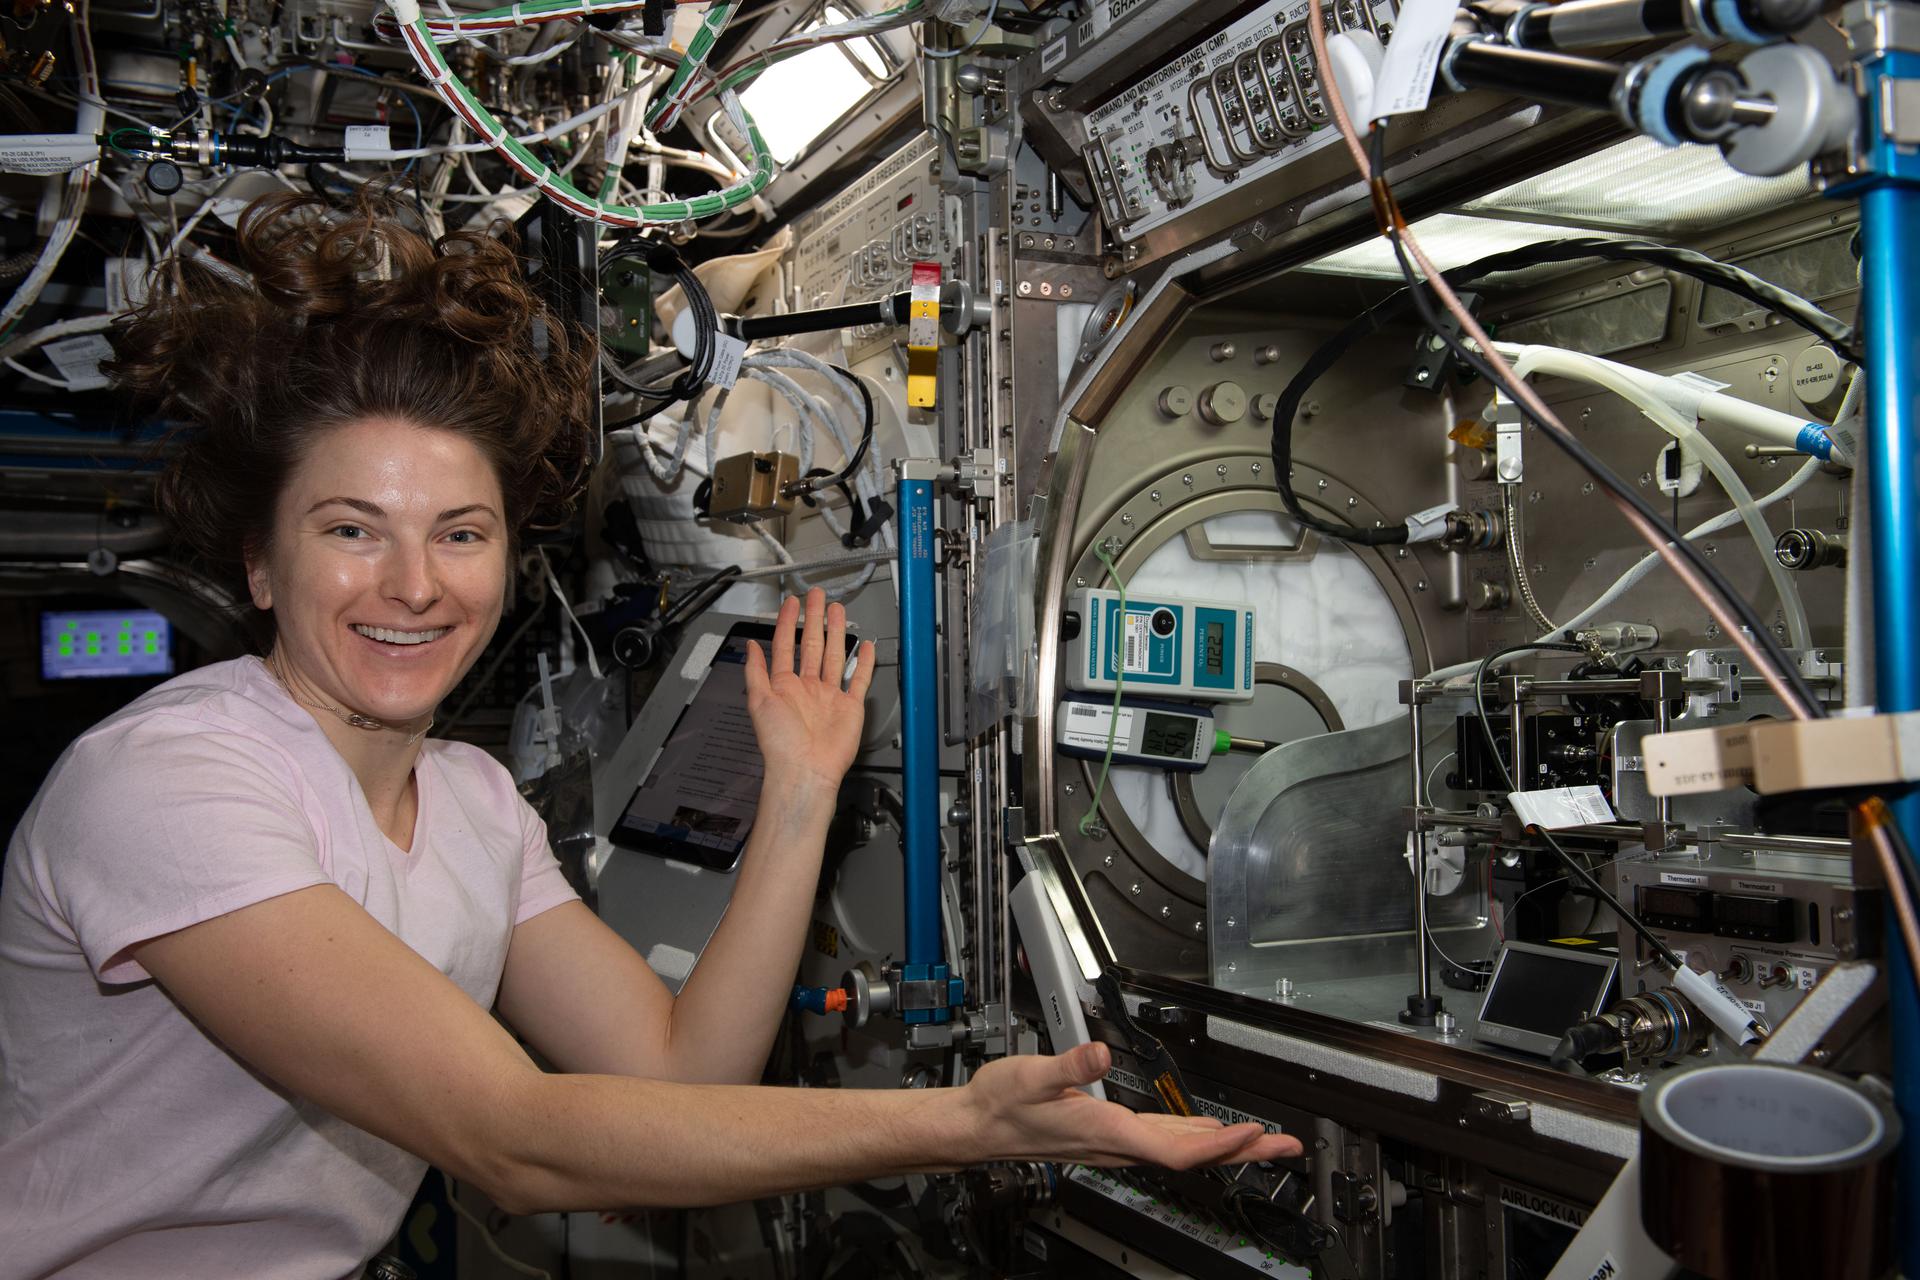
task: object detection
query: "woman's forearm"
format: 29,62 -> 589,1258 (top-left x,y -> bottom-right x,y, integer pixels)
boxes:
660,768 -> 839,1082
494,1070 -> 978,1212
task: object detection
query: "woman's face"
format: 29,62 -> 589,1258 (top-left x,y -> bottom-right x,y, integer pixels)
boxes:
248,418 -> 509,725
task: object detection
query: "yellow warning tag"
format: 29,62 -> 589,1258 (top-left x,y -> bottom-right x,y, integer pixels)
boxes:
907,261 -> 940,408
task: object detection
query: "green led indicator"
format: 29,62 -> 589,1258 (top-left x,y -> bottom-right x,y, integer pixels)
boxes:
145,639 -> 159,654
144,629 -> 156,642
120,619 -> 132,630
64,619 -> 77,631
58,639 -> 73,655
118,640 -> 131,655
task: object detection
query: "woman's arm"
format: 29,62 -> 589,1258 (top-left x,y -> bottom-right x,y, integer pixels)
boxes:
133,884 -> 1299,1213
497,588 -> 872,1084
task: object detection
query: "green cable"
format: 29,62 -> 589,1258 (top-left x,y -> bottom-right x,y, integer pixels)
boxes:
402,11 -> 771,225
644,0 -> 733,129
1078,543 -> 1127,836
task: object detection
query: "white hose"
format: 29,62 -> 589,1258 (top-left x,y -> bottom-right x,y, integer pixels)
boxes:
1508,345 -> 1812,650
1,0 -> 102,337
1427,455 -> 1825,682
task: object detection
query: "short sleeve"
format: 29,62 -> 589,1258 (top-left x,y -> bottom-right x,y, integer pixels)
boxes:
514,800 -> 580,926
39,716 -> 331,984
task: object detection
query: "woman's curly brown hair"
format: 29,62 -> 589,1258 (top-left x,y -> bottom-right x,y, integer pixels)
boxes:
109,191 -> 595,611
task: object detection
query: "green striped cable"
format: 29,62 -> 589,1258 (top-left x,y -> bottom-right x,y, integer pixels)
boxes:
644,0 -> 733,130
404,11 -> 771,225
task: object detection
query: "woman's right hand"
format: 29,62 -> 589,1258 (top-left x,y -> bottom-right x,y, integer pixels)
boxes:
959,1042 -> 1303,1169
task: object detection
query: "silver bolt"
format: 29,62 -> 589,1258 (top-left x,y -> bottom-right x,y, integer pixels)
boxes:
1063,782 -> 1076,795
1182,474 -> 1194,486
1160,905 -> 1172,918
1039,282 -> 1053,297
1216,463 -> 1229,477
1210,342 -> 1236,362
1415,580 -> 1428,591
1130,882 -> 1142,895
1397,547 -> 1408,559
1581,482 -> 1594,494
1043,236 -> 1056,249
1703,542 -> 1718,557
1317,478 -> 1329,490
1102,853 -> 1114,867
1250,463 -> 1262,475
1225,916 -> 1237,928
1347,496 -> 1358,508
1017,280 -> 1032,296
1149,489 -> 1162,502
1060,285 -> 1073,298
1075,576 -> 1087,587
1584,558 -> 1598,570
1192,921 -> 1204,933
1120,512 -> 1134,526
1639,472 -> 1653,485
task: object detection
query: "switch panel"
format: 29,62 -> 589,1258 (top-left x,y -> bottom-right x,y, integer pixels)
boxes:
1081,0 -> 1398,243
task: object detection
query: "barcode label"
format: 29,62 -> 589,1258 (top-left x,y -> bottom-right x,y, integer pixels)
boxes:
1061,705 -> 1133,751
1120,611 -> 1153,675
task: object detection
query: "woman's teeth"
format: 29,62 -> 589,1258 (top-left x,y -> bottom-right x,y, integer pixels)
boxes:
352,625 -> 450,646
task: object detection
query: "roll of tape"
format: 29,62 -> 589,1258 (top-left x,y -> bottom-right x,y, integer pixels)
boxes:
1640,1063 -> 1900,1280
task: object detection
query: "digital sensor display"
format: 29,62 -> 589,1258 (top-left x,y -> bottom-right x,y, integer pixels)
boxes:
1202,621 -> 1226,676
1140,711 -> 1198,759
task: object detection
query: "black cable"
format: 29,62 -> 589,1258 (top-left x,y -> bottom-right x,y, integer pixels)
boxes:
659,563 -> 742,625
598,237 -> 715,407
1360,134 -> 1824,718
793,363 -> 874,495
1471,642 -> 1685,970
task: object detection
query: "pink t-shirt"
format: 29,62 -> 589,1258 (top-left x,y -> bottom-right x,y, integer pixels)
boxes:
0,656 -> 579,1278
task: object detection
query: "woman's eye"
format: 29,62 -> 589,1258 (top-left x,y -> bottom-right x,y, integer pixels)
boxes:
328,525 -> 366,540
446,529 -> 482,544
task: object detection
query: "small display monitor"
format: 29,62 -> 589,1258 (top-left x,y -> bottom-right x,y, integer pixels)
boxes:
1474,941 -> 1619,1057
608,623 -> 774,872
41,609 -> 175,681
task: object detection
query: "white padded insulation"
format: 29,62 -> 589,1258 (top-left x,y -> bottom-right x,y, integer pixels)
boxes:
1106,509 -> 1415,880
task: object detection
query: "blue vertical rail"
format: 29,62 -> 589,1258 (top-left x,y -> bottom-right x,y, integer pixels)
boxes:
1833,7 -> 1920,1263
1862,182 -> 1920,1272
896,466 -> 942,972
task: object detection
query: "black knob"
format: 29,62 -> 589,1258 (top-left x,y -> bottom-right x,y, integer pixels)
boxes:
1151,608 -> 1176,637
143,158 -> 184,196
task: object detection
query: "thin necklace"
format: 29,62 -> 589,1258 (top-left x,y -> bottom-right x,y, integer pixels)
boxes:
264,649 -> 435,745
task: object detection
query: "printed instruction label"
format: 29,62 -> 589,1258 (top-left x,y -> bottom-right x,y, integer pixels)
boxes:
1508,784 -> 1615,830
41,334 -> 115,390
342,125 -> 393,160
1371,0 -> 1455,118
1644,723 -> 1753,795
0,134 -> 98,175
707,331 -> 747,389
1061,702 -> 1135,751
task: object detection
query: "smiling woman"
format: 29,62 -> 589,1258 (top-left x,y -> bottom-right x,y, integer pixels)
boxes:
0,194 -> 1295,1280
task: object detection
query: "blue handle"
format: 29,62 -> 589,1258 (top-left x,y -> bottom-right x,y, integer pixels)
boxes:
897,474 -> 941,969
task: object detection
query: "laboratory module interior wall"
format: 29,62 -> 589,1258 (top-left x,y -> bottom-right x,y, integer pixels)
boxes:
1,0 -> 1913,1273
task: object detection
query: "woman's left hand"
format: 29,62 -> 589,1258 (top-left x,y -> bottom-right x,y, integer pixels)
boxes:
742,588 -> 877,793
